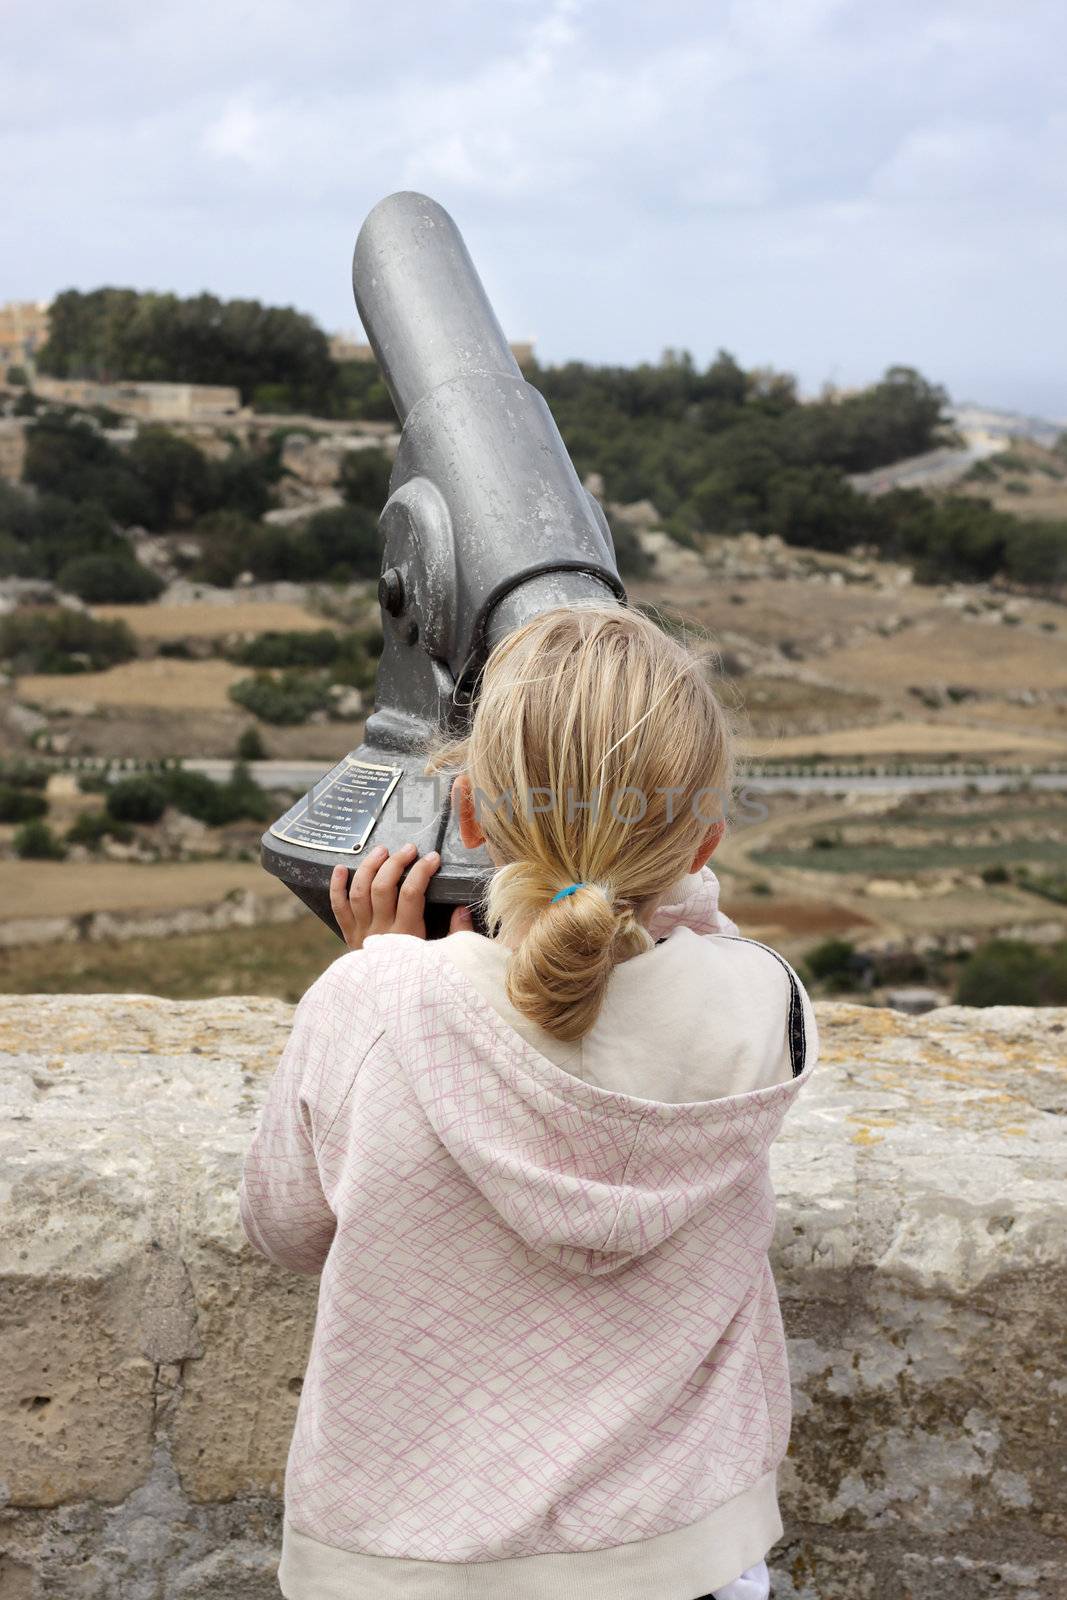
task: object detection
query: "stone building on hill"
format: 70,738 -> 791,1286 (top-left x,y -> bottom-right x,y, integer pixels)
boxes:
0,300 -> 50,376
31,376 -> 244,423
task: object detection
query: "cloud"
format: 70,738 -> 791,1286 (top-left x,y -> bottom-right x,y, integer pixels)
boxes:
202,95 -> 271,166
2,0 -> 1065,414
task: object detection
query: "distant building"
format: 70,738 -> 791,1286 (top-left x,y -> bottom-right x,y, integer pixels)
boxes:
329,333 -> 376,363
330,330 -> 535,367
949,403 -> 1064,453
0,301 -> 50,375
32,376 -> 244,423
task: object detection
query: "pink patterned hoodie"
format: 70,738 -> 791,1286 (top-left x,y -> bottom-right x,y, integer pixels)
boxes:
240,870 -> 817,1600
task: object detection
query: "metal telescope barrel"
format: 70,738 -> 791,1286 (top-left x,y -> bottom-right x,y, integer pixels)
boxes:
260,191 -> 627,934
353,192 -> 521,422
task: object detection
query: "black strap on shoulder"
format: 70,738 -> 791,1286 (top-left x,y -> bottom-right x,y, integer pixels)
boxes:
719,936 -> 807,1078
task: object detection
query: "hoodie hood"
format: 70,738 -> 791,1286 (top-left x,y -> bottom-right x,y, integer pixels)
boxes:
385,927 -> 810,1278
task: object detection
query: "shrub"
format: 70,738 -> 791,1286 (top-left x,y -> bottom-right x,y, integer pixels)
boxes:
956,938 -> 1067,1006
163,763 -> 271,826
302,503 -> 383,581
0,608 -> 138,674
77,770 -> 110,794
980,863 -> 1011,885
66,810 -> 134,849
56,552 -> 165,603
229,629 -> 340,669
186,510 -> 259,587
220,760 -> 272,824
339,448 -> 392,512
1016,870 -> 1067,906
964,458 -> 997,482
106,775 -> 168,824
236,725 -> 267,761
805,937 -> 858,992
0,761 -> 49,791
607,517 -> 653,579
0,785 -> 48,823
0,484 -> 130,583
329,629 -> 381,690
13,819 -> 66,860
229,670 -> 333,725
161,768 -> 230,825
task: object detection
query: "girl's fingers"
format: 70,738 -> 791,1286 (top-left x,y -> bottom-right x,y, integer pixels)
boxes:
329,864 -> 358,943
394,850 -> 441,935
334,844 -> 442,946
368,843 -> 418,925
343,844 -> 390,940
449,904 -> 474,935
350,843 -> 388,923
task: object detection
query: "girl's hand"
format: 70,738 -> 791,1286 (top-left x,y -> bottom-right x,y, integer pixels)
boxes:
329,845 -> 474,951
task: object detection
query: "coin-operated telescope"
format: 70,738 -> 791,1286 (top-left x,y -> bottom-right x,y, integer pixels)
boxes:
261,191 -> 626,937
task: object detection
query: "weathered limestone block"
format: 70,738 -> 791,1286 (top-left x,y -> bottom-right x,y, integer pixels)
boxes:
0,996 -> 1064,1599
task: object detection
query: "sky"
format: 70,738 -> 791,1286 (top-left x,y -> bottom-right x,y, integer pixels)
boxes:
4,0 -> 1065,418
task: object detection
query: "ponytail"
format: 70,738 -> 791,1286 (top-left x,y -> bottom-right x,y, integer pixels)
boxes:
426,603 -> 734,1041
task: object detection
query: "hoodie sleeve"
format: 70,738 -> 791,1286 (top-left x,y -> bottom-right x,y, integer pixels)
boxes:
239,953 -> 371,1275
646,865 -> 739,940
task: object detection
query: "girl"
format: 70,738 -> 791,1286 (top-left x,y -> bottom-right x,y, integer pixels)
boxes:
240,602 -> 817,1600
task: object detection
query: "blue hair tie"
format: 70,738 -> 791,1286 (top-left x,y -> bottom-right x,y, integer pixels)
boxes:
551,882 -> 587,903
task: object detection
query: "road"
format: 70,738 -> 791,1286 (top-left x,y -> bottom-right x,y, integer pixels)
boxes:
186,759 -> 1067,798
847,442 -> 999,496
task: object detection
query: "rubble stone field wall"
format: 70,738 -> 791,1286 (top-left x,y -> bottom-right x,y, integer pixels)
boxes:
0,888 -> 304,951
1,995 -> 1064,1600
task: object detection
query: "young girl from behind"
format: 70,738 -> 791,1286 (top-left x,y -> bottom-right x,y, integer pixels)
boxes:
241,602 -> 817,1600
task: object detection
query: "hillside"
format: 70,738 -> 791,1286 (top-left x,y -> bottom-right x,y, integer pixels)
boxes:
1,316 -> 1065,1006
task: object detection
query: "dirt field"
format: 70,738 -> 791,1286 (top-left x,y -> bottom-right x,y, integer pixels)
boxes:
0,859 -> 291,920
954,440 -> 1067,523
91,600 -> 329,639
814,619 -> 1067,696
741,720 -> 1067,761
716,893 -> 873,942
17,659 -> 245,712
0,915 -> 339,1001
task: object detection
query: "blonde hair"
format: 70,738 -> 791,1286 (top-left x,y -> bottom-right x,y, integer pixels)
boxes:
426,602 -> 734,1041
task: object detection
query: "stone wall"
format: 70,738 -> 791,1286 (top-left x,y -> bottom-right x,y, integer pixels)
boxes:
31,377 -> 243,422
1,995 -> 1064,1599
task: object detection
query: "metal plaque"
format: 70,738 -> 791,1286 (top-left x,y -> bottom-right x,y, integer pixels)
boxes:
269,757 -> 403,855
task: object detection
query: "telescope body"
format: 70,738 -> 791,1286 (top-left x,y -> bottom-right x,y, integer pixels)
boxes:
261,192 -> 626,935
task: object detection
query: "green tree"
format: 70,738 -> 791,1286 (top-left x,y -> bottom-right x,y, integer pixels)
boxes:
339,449 -> 392,512
39,287 -> 336,408
126,426 -> 211,526
0,608 -> 138,673
805,938 -> 859,992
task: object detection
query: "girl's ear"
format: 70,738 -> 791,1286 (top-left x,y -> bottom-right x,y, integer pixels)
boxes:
452,774 -> 487,850
689,820 -> 725,874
